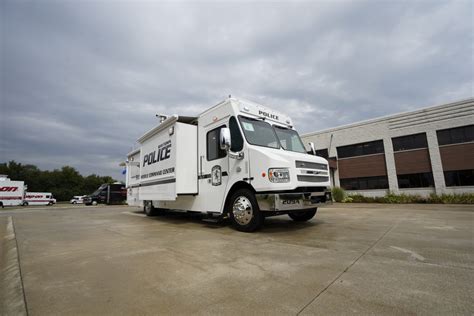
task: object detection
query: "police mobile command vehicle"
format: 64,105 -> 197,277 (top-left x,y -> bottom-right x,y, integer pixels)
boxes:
125,97 -> 332,232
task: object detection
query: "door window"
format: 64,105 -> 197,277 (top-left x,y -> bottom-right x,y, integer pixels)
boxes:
207,125 -> 227,161
229,117 -> 244,152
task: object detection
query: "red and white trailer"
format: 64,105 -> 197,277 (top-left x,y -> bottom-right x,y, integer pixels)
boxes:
24,192 -> 56,206
0,175 -> 25,208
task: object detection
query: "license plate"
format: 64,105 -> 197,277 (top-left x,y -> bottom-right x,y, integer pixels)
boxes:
281,199 -> 301,205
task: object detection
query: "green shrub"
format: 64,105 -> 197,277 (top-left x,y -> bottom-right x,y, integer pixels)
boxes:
428,193 -> 442,203
384,192 -> 401,203
428,193 -> 474,204
347,194 -> 372,203
341,196 -> 353,203
342,191 -> 474,204
332,187 -> 345,202
383,192 -> 426,203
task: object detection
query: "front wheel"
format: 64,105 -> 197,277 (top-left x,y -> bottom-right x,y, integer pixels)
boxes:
288,208 -> 317,222
22,202 -> 29,206
228,189 -> 264,232
91,201 -> 98,206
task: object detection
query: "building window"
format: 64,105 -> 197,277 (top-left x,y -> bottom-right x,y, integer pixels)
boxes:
337,140 -> 384,159
340,176 -> 389,190
392,133 -> 428,152
207,125 -> 227,161
316,149 -> 329,158
444,169 -> 474,186
437,125 -> 474,146
397,172 -> 434,188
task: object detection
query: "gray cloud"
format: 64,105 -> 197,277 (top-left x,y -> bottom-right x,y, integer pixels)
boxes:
1,0 -> 472,178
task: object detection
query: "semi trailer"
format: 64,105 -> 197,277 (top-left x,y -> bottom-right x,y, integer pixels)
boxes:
83,183 -> 126,205
125,97 -> 332,232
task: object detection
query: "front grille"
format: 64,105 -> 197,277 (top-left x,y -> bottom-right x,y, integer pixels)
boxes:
297,175 -> 329,182
295,160 -> 328,170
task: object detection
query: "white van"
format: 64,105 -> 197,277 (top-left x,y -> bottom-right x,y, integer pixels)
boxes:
125,97 -> 332,231
24,192 -> 56,206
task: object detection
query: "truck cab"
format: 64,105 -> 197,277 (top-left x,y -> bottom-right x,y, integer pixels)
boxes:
126,98 -> 331,232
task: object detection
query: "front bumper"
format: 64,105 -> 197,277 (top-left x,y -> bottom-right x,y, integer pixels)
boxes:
256,190 -> 332,212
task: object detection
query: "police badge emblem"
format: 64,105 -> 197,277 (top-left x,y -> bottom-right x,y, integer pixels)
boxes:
211,165 -> 222,186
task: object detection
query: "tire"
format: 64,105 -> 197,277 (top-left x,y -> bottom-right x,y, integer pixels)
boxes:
143,200 -> 157,216
48,202 -> 53,206
288,208 -> 317,222
22,202 -> 29,206
228,189 -> 264,232
72,201 -> 77,204
92,201 -> 98,206
0,202 -> 4,209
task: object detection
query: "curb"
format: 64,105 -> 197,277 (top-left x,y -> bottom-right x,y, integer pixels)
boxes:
0,216 -> 27,316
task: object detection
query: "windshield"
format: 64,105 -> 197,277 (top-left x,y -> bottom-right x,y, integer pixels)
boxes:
238,116 -> 280,149
92,184 -> 107,196
273,125 -> 307,153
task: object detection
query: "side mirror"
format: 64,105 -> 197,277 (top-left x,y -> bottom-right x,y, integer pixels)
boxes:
308,142 -> 316,155
220,128 -> 231,151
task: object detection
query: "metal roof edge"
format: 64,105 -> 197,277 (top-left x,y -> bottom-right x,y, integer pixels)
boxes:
301,98 -> 474,138
137,115 -> 179,143
127,148 -> 140,157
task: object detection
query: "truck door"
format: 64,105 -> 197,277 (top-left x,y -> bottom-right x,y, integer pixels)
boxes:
199,123 -> 230,213
227,115 -> 249,185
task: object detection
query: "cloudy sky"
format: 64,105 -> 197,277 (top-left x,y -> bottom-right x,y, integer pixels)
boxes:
1,0 -> 472,179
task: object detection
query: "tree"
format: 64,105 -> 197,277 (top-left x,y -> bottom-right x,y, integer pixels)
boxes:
0,161 -> 118,201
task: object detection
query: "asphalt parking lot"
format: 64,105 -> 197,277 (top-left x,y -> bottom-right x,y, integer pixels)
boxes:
1,203 -> 473,315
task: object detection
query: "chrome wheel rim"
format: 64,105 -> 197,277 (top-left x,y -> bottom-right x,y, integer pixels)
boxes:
232,196 -> 253,225
144,202 -> 151,213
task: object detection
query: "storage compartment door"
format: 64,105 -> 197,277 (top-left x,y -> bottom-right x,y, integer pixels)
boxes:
138,126 -> 177,201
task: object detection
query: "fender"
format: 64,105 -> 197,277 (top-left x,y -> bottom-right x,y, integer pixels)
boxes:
221,181 -> 256,214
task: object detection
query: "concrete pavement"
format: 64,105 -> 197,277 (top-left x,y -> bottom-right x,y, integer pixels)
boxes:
1,203 -> 473,315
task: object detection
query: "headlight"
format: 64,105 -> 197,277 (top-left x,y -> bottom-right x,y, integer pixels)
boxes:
268,168 -> 290,183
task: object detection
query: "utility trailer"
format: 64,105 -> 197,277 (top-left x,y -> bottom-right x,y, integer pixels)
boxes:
125,97 -> 332,232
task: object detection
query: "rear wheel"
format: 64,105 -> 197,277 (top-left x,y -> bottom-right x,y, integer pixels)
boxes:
22,202 -> 29,206
143,200 -> 157,216
228,189 -> 264,232
288,208 -> 317,222
91,201 -> 98,206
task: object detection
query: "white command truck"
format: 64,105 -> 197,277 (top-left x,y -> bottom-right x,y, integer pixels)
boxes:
125,97 -> 332,232
0,175 -> 25,208
24,192 -> 56,206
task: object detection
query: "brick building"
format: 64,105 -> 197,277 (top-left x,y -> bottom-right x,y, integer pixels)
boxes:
301,98 -> 474,197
